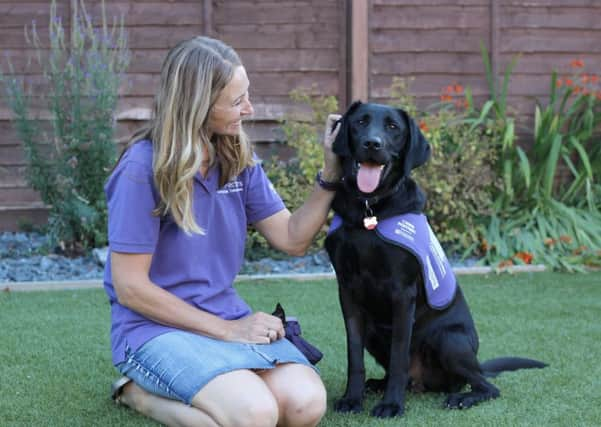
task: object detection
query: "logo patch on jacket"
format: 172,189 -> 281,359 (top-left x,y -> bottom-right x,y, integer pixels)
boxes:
329,213 -> 457,309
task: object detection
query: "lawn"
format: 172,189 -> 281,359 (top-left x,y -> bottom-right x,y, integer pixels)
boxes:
1,271 -> 600,426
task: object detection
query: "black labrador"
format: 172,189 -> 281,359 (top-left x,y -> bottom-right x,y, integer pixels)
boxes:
325,101 -> 546,418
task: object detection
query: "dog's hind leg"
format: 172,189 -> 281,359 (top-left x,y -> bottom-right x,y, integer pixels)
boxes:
439,332 -> 500,409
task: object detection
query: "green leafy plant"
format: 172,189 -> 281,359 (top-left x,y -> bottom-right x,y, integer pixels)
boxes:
473,51 -> 601,271
245,89 -> 338,260
466,42 -> 520,209
389,77 -> 501,257
414,109 -> 501,257
0,0 -> 129,254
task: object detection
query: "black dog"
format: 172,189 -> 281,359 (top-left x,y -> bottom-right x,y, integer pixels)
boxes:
325,101 -> 546,418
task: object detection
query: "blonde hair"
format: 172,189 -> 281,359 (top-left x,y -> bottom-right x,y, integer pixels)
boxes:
125,36 -> 254,234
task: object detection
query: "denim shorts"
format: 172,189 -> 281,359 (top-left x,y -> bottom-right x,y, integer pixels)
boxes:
116,330 -> 315,405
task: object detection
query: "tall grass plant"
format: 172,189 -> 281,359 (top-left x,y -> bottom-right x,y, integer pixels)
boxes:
0,0 -> 129,254
472,47 -> 601,270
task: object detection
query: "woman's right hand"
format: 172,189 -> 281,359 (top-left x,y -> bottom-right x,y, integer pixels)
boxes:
224,312 -> 285,344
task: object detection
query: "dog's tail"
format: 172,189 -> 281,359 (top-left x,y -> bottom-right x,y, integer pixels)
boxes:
481,357 -> 547,378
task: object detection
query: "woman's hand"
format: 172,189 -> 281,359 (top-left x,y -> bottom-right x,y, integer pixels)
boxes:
224,312 -> 285,344
322,113 -> 342,182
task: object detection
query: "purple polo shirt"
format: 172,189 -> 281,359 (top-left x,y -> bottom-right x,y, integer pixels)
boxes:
103,140 -> 285,365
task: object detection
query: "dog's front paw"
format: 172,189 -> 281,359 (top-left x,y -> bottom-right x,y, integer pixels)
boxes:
371,401 -> 404,418
334,397 -> 363,413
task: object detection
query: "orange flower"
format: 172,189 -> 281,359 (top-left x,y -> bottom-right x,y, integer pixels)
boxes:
440,94 -> 452,102
480,239 -> 489,252
565,78 -> 574,87
443,85 -> 454,94
573,86 -> 582,94
581,74 -> 589,84
454,84 -> 464,94
498,259 -> 514,269
570,59 -> 585,68
559,235 -> 572,244
419,121 -> 429,132
556,78 -> 563,87
543,238 -> 556,246
514,251 -> 534,264
590,75 -> 599,83
572,245 -> 588,255
454,99 -> 468,109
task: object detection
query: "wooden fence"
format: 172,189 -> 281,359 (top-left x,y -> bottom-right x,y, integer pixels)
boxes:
0,0 -> 599,229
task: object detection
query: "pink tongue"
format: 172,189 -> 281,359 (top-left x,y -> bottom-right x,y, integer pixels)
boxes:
357,163 -> 382,193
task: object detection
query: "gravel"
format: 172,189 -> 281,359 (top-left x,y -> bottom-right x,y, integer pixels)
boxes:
0,231 -> 480,283
0,232 -> 335,283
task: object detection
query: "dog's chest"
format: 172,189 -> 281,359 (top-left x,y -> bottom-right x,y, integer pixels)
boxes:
326,213 -> 458,310
326,227 -> 416,295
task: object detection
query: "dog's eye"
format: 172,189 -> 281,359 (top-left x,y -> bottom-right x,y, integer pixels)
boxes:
387,123 -> 398,130
358,119 -> 367,126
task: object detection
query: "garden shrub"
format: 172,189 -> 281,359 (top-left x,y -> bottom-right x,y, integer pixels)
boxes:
0,0 -> 129,254
246,80 -> 502,262
391,77 -> 501,257
245,90 -> 338,260
415,110 -> 501,257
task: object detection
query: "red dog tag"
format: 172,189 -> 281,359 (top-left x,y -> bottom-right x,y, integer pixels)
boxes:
363,216 -> 378,230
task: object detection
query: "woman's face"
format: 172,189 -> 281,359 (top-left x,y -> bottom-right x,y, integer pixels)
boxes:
207,66 -> 254,136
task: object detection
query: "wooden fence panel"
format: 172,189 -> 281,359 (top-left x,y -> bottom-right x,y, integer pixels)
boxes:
369,0 -> 490,106
498,1 -> 601,121
215,0 -> 344,108
1,0 -> 600,230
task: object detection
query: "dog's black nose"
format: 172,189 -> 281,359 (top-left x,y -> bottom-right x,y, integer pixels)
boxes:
363,138 -> 383,151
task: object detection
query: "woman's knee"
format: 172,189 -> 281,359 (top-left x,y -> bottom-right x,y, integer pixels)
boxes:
192,370 -> 279,427
282,379 -> 327,426
230,394 -> 279,427
259,365 -> 327,427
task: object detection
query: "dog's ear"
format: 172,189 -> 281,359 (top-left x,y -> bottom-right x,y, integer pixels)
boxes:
399,109 -> 431,175
332,100 -> 362,157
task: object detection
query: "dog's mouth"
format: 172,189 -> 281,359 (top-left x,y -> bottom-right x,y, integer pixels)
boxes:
355,161 -> 387,194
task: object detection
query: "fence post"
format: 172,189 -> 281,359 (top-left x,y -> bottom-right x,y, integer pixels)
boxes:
350,0 -> 368,103
489,0 -> 499,96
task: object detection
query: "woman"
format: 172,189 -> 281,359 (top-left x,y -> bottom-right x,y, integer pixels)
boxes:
104,36 -> 341,427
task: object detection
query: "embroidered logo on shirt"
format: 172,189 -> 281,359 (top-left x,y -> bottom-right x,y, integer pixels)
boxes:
217,180 -> 244,194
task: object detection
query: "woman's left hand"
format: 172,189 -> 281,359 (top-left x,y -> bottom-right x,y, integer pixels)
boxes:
321,114 -> 342,182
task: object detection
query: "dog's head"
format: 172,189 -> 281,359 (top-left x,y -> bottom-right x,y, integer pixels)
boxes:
333,101 -> 430,195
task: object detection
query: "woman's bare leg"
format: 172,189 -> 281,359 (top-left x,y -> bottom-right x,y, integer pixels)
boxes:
119,369 -> 280,427
118,381 -> 219,427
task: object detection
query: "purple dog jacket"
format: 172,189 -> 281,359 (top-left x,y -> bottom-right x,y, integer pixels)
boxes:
329,213 -> 456,309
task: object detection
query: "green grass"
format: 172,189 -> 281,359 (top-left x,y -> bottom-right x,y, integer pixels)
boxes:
1,272 -> 600,426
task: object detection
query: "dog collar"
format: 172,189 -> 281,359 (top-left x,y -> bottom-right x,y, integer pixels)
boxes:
357,179 -> 406,230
